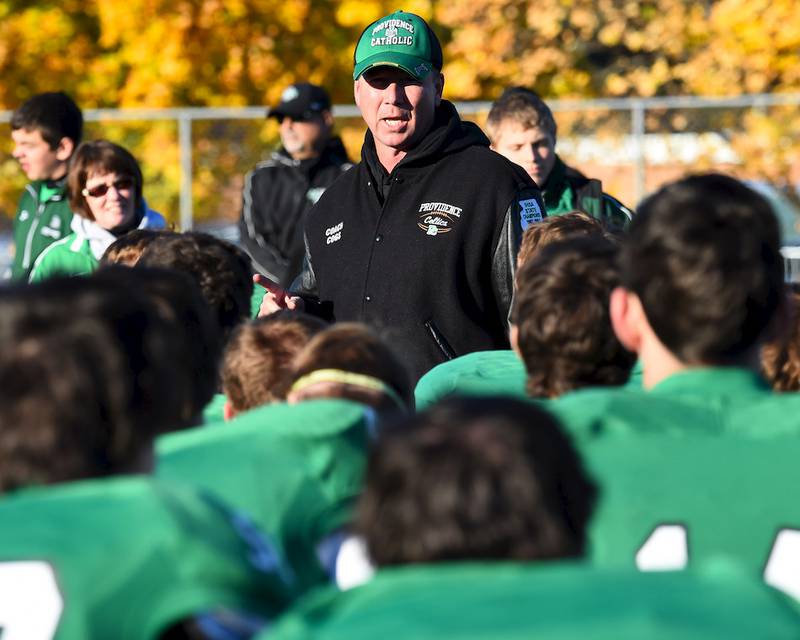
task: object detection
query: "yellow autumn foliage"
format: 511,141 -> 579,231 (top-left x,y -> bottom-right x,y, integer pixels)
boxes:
0,0 -> 797,224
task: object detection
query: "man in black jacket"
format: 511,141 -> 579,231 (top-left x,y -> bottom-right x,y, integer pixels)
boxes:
240,83 -> 351,287
267,11 -> 544,381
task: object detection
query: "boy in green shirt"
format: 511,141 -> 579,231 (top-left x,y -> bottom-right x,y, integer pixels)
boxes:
9,92 -> 82,280
487,87 -> 632,229
551,174 -> 800,597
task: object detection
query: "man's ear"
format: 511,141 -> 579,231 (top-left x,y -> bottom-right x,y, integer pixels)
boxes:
322,110 -> 335,129
223,399 -> 236,422
610,287 -> 643,354
353,80 -> 362,109
55,137 -> 75,162
433,72 -> 444,106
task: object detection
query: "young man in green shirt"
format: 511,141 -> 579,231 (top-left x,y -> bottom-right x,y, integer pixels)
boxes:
9,92 -> 82,280
552,174 -> 800,598
487,87 -> 632,229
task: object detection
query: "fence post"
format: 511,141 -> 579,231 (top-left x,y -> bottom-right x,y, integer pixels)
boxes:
178,112 -> 193,230
631,99 -> 646,205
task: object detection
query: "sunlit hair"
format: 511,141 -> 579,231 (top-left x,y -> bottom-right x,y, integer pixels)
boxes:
486,87 -> 557,143
761,287 -> 800,391
100,229 -> 175,267
222,311 -> 328,412
517,210 -> 606,269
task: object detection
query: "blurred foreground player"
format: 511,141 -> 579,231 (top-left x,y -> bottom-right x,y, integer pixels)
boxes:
262,397 -> 800,640
0,274 -> 294,639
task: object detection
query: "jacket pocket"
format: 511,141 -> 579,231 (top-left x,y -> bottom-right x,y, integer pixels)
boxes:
424,320 -> 456,361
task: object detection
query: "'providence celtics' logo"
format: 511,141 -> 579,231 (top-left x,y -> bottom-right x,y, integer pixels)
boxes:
417,201 -> 463,236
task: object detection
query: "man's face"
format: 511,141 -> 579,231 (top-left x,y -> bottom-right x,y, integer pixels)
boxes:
491,121 -> 557,187
11,128 -> 70,181
279,112 -> 331,160
354,66 -> 443,154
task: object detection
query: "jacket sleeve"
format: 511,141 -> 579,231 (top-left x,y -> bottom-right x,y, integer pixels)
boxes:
239,168 -> 287,281
288,233 -> 334,322
491,186 -> 545,328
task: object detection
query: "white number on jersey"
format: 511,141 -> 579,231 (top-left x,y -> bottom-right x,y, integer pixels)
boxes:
637,525 -> 800,600
0,561 -> 63,640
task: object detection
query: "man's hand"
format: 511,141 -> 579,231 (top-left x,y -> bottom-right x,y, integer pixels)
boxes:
254,274 -> 303,316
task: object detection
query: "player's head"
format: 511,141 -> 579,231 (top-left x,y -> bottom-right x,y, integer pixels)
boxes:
10,92 -> 83,181
100,229 -> 175,267
353,11 -> 444,154
93,265 -> 222,427
222,311 -> 328,418
0,275 -> 184,491
138,232 -> 253,345
511,236 -> 635,398
517,210 -> 607,269
67,140 -> 144,230
356,395 -> 597,566
613,173 -> 784,366
487,87 -> 557,186
268,83 -> 334,161
287,323 -> 413,416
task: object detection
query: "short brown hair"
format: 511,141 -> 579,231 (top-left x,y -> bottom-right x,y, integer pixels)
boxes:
288,323 -> 413,413
517,211 -> 606,268
222,311 -> 328,412
512,236 -> 636,398
761,288 -> 800,391
100,229 -> 175,267
67,140 -> 143,220
622,174 -> 783,364
486,87 -> 557,143
138,232 -> 253,345
356,396 -> 597,566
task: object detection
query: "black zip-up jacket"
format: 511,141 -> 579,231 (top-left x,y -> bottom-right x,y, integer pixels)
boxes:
240,138 -> 351,287
297,101 -> 544,381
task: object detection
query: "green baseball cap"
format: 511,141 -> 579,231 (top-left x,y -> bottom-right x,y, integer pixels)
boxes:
353,10 -> 443,82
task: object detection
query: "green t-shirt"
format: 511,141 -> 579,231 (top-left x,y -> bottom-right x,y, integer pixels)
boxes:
551,367 -> 800,599
157,399 -> 372,590
414,350 -> 527,409
264,562 -> 800,640
0,476 -> 295,640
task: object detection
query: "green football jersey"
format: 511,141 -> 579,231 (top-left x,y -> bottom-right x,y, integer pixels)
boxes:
157,399 -> 372,590
0,476 -> 295,640
550,367 -> 800,600
414,350 -> 527,409
580,434 -> 800,601
263,562 -> 800,640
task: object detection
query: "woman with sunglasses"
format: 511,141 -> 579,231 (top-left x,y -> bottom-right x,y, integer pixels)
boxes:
29,139 -> 165,282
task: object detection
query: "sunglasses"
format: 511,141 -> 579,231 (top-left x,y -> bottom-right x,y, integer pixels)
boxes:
82,177 -> 135,198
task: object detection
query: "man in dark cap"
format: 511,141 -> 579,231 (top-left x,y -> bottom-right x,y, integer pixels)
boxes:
240,83 -> 351,287
265,11 -> 543,382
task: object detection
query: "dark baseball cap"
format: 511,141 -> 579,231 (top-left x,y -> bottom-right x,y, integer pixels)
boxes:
268,83 -> 331,120
353,10 -> 443,82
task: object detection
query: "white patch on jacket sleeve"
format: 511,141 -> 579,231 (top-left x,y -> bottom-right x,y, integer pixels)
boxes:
519,198 -> 543,230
